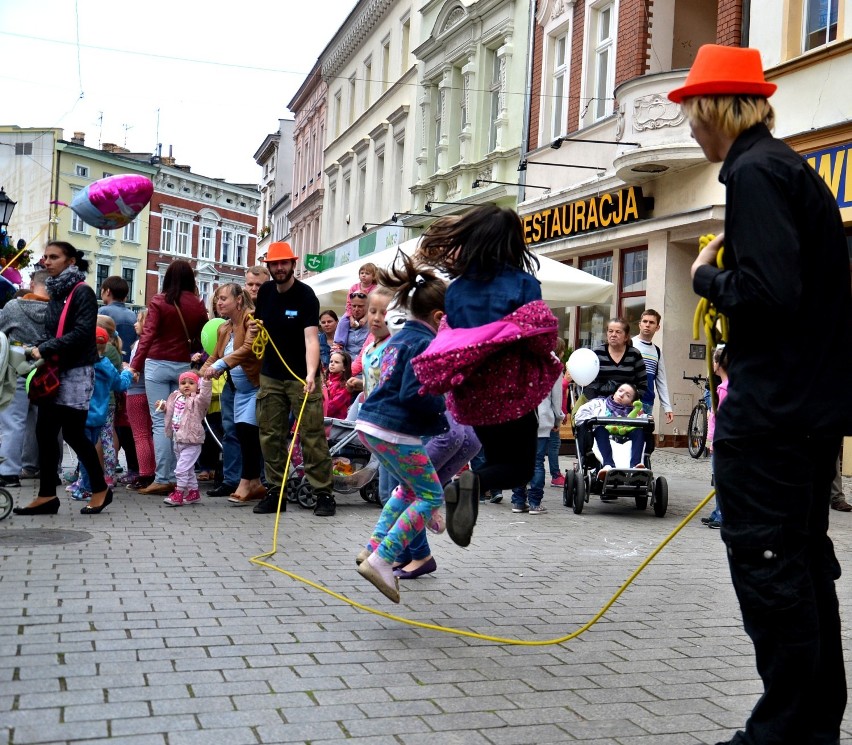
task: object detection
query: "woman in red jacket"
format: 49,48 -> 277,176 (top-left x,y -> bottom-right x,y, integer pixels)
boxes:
129,261 -> 207,495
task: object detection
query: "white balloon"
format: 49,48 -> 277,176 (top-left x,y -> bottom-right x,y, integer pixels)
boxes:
567,348 -> 600,387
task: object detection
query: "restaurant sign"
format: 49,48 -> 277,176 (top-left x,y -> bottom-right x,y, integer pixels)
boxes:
522,186 -> 649,245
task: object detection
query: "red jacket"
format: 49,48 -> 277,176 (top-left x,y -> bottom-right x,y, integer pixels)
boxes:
133,292 -> 208,375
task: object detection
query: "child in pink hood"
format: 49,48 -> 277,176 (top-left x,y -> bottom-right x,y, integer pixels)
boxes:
155,371 -> 212,506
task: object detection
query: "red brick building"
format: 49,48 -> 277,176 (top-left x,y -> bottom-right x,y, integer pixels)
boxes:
146,160 -> 260,306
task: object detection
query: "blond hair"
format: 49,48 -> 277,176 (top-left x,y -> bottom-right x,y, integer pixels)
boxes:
96,314 -> 122,355
680,95 -> 775,139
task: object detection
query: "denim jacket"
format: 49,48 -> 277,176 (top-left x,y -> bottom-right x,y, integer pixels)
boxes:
357,320 -> 447,438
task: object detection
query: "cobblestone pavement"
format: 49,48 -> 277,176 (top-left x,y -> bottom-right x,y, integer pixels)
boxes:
1,449 -> 851,745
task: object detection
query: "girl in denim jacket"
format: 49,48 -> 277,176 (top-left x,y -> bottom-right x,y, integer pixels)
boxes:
413,206 -> 563,547
355,254 -> 448,603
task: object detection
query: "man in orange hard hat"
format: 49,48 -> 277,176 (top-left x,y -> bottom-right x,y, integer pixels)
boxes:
252,242 -> 334,516
676,45 -> 852,745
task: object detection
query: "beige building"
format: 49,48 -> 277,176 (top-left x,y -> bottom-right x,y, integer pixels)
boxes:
519,0 -> 851,442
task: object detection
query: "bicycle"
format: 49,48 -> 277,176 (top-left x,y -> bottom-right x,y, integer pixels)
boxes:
683,373 -> 711,459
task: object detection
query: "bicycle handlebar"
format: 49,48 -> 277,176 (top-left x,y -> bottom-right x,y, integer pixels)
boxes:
682,372 -> 708,385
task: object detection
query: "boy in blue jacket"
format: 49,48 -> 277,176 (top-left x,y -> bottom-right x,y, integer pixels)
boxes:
68,327 -> 135,500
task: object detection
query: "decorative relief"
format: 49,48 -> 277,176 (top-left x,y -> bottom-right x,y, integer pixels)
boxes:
477,166 -> 493,182
441,6 -> 466,33
446,177 -> 458,195
424,187 -> 435,204
322,0 -> 395,79
498,54 -> 508,113
633,93 -> 685,132
615,101 -> 625,141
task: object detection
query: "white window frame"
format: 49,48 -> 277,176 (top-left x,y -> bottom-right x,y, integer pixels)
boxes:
550,31 -> 571,140
70,187 -> 87,233
381,37 -> 391,93
161,217 -> 175,253
221,229 -> 233,264
235,232 -> 247,267
333,90 -> 342,137
581,0 -> 617,128
363,56 -> 373,108
488,50 -> 501,153
122,218 -> 138,243
75,164 -> 89,177
803,0 -> 839,50
200,224 -> 214,260
176,219 -> 192,256
433,83 -> 443,171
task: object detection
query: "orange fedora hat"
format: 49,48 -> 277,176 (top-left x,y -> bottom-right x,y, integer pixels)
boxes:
261,241 -> 298,262
668,44 -> 776,103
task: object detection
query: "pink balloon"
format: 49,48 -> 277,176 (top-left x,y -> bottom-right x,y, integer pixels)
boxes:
69,174 -> 154,230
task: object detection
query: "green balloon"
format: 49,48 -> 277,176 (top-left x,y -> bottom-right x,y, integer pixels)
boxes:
201,318 -> 226,356
25,368 -> 37,394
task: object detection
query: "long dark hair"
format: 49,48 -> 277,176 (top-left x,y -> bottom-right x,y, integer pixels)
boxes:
378,250 -> 446,321
161,260 -> 197,305
417,205 -> 539,281
46,241 -> 89,273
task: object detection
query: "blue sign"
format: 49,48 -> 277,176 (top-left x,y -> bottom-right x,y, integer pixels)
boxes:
804,143 -> 851,209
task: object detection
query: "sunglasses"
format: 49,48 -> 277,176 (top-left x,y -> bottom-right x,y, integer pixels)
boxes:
349,291 -> 368,299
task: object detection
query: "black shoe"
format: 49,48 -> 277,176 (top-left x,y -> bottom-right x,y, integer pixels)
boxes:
700,516 -> 711,524
707,519 -> 722,529
445,471 -> 479,547
0,475 -> 21,487
207,482 -> 238,497
81,488 -> 113,515
253,488 -> 285,514
13,497 -> 60,515
313,492 -> 336,517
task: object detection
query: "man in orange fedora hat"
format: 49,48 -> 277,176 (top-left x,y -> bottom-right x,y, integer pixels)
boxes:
676,45 -> 852,745
252,242 -> 335,517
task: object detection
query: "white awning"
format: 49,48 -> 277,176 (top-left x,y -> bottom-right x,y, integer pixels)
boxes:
303,237 -> 613,310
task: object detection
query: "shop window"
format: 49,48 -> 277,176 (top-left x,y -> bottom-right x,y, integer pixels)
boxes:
619,247 -> 648,326
577,253 -> 613,349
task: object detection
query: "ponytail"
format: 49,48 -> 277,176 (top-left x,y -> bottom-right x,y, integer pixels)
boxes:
377,250 -> 446,322
46,241 -> 89,273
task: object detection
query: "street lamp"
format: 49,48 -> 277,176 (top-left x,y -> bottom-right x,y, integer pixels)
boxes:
0,187 -> 17,232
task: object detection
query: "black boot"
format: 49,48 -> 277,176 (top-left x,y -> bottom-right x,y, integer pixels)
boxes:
313,491 -> 336,517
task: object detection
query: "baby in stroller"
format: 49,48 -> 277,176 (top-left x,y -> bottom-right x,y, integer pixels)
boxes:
574,383 -> 647,479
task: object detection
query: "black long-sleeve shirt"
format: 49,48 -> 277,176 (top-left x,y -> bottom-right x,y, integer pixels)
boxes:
693,123 -> 852,440
584,344 -> 648,402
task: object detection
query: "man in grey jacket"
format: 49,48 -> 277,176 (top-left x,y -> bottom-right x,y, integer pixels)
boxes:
0,270 -> 49,486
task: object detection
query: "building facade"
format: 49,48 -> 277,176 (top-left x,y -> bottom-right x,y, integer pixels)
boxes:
519,0 -> 851,442
254,119 -> 296,262
319,0 -> 420,267
287,64 -> 326,272
146,161 -> 260,306
410,0 -> 533,221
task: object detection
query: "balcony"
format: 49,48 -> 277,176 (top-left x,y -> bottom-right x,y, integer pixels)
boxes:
612,70 -> 706,184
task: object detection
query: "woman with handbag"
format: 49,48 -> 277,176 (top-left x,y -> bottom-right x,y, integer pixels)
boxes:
128,260 -> 208,495
14,241 -> 117,515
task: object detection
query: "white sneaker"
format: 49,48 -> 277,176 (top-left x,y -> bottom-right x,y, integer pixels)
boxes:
529,505 -> 548,515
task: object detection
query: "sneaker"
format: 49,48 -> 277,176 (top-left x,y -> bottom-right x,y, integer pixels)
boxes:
489,492 -> 503,504
707,519 -> 722,529
183,489 -> 201,505
163,489 -> 184,506
529,504 -> 548,515
69,488 -> 91,502
314,491 -> 336,517
700,517 -> 711,525
0,475 -> 21,488
19,469 -> 39,480
253,489 -> 285,514
550,474 -> 565,487
511,504 -> 529,513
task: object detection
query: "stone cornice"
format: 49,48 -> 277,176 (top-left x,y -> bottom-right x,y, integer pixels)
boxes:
321,0 -> 396,80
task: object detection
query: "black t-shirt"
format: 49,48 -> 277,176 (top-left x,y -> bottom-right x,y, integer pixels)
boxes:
254,279 -> 320,381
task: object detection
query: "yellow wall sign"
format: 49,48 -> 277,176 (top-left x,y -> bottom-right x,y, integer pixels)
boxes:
522,186 -> 648,245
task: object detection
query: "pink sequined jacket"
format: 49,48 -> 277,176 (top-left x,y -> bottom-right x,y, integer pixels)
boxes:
412,300 -> 563,426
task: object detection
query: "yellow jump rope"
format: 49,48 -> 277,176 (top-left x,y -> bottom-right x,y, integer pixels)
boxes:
247,239 -> 727,645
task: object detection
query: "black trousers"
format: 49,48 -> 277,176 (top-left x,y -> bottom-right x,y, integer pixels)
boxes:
714,435 -> 846,745
235,422 -> 262,481
37,403 -> 107,498
472,411 -> 538,494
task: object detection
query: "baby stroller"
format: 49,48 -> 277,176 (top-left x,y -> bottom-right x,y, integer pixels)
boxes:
563,415 -> 668,517
288,416 -> 380,510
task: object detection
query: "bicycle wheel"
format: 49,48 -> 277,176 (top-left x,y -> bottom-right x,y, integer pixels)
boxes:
687,403 -> 708,458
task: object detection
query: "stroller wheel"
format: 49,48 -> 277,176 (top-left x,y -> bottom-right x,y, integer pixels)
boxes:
296,479 -> 316,510
360,478 -> 380,505
285,475 -> 302,504
0,488 -> 12,521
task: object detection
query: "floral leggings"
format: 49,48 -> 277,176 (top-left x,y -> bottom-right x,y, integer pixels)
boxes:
359,432 -> 444,564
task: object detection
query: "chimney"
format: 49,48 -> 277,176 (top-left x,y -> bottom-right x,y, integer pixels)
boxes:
71,132 -> 85,145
